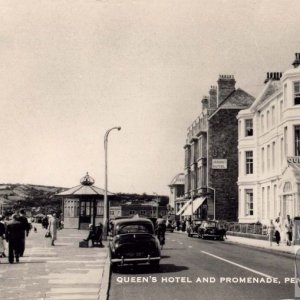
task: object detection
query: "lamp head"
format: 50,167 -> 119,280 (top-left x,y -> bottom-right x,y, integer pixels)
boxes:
117,127 -> 121,131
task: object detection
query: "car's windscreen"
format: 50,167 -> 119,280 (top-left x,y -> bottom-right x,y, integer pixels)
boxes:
118,224 -> 153,234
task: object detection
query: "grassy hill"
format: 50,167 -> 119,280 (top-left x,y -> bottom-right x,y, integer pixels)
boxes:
0,183 -> 65,215
0,184 -> 169,216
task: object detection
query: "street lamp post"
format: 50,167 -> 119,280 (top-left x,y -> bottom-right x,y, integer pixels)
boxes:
103,126 -> 121,240
207,186 -> 216,220
153,192 -> 159,218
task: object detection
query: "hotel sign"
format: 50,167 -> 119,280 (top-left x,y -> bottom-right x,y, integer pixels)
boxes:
212,159 -> 227,169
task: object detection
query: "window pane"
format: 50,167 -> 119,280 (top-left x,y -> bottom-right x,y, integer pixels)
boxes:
245,119 -> 253,136
245,189 -> 253,216
245,151 -> 253,174
296,126 -> 300,156
294,82 -> 300,105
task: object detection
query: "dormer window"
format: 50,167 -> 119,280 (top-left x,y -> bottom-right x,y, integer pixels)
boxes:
245,119 -> 253,136
294,82 -> 300,105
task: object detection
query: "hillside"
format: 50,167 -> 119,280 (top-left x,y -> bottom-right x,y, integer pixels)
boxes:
0,184 -> 169,216
0,183 -> 66,215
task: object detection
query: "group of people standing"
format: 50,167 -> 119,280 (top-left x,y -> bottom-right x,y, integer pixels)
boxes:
0,210 -> 61,263
268,214 -> 294,246
0,209 -> 31,264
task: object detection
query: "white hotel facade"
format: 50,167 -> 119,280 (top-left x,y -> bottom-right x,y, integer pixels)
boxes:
237,54 -> 300,225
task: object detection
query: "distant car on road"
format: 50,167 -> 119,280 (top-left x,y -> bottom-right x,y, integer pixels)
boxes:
109,217 -> 161,270
166,222 -> 175,232
187,220 -> 202,237
197,220 -> 224,240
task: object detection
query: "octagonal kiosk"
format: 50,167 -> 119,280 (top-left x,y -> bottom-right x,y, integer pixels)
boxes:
56,173 -> 114,229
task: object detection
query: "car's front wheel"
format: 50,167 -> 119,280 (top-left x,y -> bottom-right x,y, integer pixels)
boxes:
150,260 -> 160,270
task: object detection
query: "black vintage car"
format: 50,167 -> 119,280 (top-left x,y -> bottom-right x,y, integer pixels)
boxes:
197,220 -> 224,240
109,217 -> 161,269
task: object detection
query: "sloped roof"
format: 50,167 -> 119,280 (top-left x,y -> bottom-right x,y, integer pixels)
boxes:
169,173 -> 185,186
218,88 -> 255,109
250,80 -> 282,112
56,184 -> 114,196
282,65 -> 300,79
208,88 -> 255,120
259,80 -> 281,105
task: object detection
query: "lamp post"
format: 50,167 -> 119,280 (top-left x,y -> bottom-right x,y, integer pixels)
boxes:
207,186 -> 216,220
103,126 -> 121,240
153,192 -> 159,218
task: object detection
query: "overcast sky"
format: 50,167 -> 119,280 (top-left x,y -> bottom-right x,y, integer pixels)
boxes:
0,0 -> 299,195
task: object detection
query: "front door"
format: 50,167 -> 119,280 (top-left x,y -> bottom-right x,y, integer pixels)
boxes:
79,200 -> 92,229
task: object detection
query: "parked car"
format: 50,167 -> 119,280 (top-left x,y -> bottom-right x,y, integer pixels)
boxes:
166,222 -> 175,232
197,220 -> 224,240
187,220 -> 202,237
109,217 -> 161,270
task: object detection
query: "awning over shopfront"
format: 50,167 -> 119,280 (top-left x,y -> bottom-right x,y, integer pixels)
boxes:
176,200 -> 192,215
182,197 -> 206,216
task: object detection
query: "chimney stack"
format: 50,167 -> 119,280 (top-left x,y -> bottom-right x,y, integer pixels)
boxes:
263,72 -> 283,84
209,86 -> 217,109
292,53 -> 300,68
217,75 -> 236,105
201,95 -> 209,111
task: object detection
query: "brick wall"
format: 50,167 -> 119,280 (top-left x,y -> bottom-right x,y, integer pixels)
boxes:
208,109 -> 240,221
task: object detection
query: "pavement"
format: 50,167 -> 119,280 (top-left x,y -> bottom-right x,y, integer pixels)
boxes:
0,223 -> 110,300
225,234 -> 297,256
0,225 -> 296,300
174,230 -> 297,256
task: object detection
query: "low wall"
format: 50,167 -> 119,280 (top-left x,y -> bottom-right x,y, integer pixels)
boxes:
227,231 -> 269,241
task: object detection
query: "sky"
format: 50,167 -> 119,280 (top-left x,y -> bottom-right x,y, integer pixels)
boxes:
0,0 -> 299,195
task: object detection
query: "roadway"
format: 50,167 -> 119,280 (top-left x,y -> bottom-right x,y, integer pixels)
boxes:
108,231 -> 297,300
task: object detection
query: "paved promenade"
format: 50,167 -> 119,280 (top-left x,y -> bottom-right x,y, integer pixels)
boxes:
1,225 -> 295,300
0,224 -> 109,300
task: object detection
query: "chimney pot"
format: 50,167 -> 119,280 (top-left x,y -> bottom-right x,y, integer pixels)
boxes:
264,71 -> 282,84
217,74 -> 236,105
292,53 -> 300,68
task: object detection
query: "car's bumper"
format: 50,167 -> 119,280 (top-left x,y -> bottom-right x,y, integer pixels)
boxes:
111,255 -> 160,265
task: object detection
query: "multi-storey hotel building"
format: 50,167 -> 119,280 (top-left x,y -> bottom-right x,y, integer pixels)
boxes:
237,54 -> 300,224
180,75 -> 254,221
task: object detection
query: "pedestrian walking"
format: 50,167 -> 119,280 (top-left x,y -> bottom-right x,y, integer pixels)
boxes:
284,215 -> 293,246
18,209 -> 31,257
0,215 -> 6,258
268,219 -> 275,246
5,214 -> 24,263
274,217 -> 281,246
155,218 -> 166,249
48,213 -> 59,246
42,216 -> 49,230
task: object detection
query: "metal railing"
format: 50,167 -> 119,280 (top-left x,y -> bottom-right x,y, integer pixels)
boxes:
226,222 -> 268,235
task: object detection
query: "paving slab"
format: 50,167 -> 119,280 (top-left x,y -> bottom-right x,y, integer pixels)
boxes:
0,224 -> 109,300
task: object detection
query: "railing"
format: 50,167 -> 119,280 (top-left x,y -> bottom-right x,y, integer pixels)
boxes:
226,222 -> 268,235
